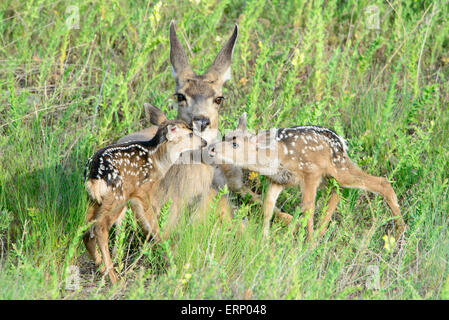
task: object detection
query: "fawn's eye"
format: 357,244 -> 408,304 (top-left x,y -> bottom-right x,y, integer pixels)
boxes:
189,132 -> 193,137
174,93 -> 186,103
214,96 -> 224,105
232,142 -> 238,149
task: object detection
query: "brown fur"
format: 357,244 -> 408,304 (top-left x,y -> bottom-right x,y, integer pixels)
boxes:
116,22 -> 238,239
209,113 -> 406,240
83,121 -> 205,283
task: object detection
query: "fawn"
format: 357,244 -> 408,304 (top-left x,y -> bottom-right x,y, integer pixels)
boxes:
83,120 -> 206,283
116,21 -> 240,239
208,113 -> 406,240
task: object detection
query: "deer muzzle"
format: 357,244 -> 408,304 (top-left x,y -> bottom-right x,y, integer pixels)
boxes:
193,116 -> 211,132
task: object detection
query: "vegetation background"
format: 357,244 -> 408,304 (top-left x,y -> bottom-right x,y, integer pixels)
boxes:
0,0 -> 448,299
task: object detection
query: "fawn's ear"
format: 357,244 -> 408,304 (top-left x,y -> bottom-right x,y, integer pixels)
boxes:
144,103 -> 167,125
237,112 -> 247,131
166,124 -> 179,141
251,129 -> 277,150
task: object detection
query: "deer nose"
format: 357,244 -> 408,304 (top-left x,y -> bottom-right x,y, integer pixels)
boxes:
208,146 -> 215,157
193,116 -> 210,131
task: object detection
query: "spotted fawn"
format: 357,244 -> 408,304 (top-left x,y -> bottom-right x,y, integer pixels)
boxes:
208,113 -> 406,240
83,120 -> 206,283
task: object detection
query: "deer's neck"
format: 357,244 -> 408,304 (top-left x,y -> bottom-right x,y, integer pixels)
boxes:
146,142 -> 168,178
150,141 -> 190,177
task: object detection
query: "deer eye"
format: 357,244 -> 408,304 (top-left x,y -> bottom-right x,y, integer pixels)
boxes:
174,93 -> 186,103
232,142 -> 238,149
189,132 -> 193,137
214,96 -> 224,105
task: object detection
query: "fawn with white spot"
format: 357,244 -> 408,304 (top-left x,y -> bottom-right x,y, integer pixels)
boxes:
208,113 -> 406,240
83,120 -> 206,283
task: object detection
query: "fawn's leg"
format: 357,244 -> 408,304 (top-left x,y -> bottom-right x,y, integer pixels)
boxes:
129,195 -> 162,244
94,200 -> 126,284
318,190 -> 341,237
95,221 -> 117,283
262,183 -> 284,238
185,189 -> 233,236
112,206 -> 127,257
83,202 -> 103,270
201,188 -> 233,225
216,193 -> 233,225
161,201 -> 179,240
334,164 -> 405,236
142,206 -> 162,243
240,187 -> 294,225
300,174 -> 321,241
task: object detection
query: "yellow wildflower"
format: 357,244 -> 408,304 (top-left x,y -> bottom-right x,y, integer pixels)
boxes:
382,235 -> 395,253
248,171 -> 259,181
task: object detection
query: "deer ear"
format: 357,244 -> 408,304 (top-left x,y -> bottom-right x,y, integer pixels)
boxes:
205,24 -> 238,83
166,124 -> 178,141
144,103 -> 167,125
169,21 -> 194,80
237,112 -> 247,131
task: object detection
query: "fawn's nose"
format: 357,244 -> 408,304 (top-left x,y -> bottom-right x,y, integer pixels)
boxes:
193,116 -> 210,132
208,146 -> 215,157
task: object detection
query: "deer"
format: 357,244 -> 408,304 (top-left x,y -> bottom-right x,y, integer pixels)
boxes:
116,21 -> 240,240
117,22 -> 292,239
208,113 -> 406,240
83,120 -> 206,283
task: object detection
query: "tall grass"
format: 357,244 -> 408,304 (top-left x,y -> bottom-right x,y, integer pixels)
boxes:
0,0 -> 448,299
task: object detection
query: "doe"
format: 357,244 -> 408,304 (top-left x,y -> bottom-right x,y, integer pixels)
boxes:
83,120 -> 206,283
208,113 -> 406,240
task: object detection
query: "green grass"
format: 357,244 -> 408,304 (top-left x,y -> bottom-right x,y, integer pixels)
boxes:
1,0 -> 448,299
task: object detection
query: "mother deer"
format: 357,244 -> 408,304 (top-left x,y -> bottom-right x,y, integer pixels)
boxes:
117,22 -> 238,239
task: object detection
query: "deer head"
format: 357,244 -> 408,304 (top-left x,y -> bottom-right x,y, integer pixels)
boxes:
169,21 -> 238,144
208,113 -> 280,175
